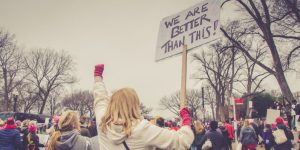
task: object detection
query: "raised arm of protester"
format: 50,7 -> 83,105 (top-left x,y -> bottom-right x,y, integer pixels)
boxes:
93,64 -> 194,150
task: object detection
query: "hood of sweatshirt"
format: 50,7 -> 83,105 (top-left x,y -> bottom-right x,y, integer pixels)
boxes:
105,119 -> 147,145
56,130 -> 80,149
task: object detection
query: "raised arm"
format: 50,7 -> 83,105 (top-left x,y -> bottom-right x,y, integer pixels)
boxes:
93,64 -> 109,126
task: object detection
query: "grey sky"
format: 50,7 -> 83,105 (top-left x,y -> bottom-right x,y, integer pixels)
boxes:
0,0 -> 299,118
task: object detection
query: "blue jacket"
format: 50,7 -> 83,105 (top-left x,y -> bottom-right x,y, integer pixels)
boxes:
0,128 -> 21,150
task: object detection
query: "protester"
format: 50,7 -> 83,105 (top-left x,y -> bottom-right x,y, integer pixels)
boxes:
218,122 -> 230,150
80,115 -> 91,137
156,117 -> 165,128
88,119 -> 98,137
224,119 -> 234,150
272,117 -> 293,150
47,111 -> 91,150
47,116 -> 59,136
15,120 -> 22,132
170,121 -> 179,131
239,119 -> 257,150
0,119 -> 5,129
93,64 -> 194,149
0,117 -> 21,150
27,124 -> 44,150
21,119 -> 30,150
191,120 -> 205,150
291,100 -> 297,130
198,121 -> 227,150
261,124 -> 273,150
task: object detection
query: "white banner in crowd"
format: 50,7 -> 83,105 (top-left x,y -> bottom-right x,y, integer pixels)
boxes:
155,0 -> 221,61
266,109 -> 280,124
38,134 -> 49,150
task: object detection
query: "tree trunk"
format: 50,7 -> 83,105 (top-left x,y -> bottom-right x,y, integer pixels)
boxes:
211,102 -> 215,120
264,26 -> 295,104
216,103 -> 220,120
39,95 -> 48,114
275,70 -> 295,104
3,68 -> 10,111
219,105 -> 226,122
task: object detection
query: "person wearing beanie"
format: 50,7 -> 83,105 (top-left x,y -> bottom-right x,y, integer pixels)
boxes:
198,121 -> 227,150
272,117 -> 294,150
27,124 -> 44,150
93,64 -> 194,150
0,117 -> 21,150
48,115 -> 60,136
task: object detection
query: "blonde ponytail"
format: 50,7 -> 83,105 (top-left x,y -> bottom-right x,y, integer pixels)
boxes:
47,110 -> 80,150
47,131 -> 61,150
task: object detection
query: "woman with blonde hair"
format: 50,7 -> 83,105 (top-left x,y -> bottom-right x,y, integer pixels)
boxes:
47,111 -> 91,150
93,64 -> 194,150
239,119 -> 257,150
191,120 -> 205,150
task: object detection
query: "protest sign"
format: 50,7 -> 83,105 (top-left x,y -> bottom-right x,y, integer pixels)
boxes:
266,109 -> 280,124
38,134 -> 49,150
155,0 -> 220,61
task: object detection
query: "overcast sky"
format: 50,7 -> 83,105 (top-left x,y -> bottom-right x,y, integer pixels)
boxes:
0,0 -> 299,118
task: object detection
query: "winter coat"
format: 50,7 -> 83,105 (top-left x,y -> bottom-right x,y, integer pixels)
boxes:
239,126 -> 257,145
198,130 -> 227,150
93,77 -> 194,150
90,135 -> 100,150
21,127 -> 29,150
272,124 -> 293,150
191,132 -> 205,147
0,126 -> 21,150
261,128 -> 273,146
88,125 -> 98,137
80,126 -> 91,137
224,123 -> 234,140
56,130 -> 92,150
27,133 -> 44,150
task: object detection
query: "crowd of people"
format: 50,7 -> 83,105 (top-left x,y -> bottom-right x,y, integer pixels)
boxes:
0,64 -> 298,150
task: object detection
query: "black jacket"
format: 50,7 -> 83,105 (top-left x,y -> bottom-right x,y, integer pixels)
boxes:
198,130 -> 227,150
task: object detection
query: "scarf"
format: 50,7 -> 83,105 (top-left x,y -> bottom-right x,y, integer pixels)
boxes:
4,124 -> 16,129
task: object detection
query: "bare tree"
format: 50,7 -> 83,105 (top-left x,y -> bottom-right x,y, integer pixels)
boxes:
160,89 -> 204,120
62,90 -> 94,117
140,103 -> 152,116
221,0 -> 300,104
46,89 -> 63,116
192,42 -> 243,121
15,81 -> 39,113
24,49 -> 76,114
0,29 -> 26,111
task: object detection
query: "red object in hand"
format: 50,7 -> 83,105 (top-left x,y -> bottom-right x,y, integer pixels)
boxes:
180,107 -> 191,127
94,64 -> 104,77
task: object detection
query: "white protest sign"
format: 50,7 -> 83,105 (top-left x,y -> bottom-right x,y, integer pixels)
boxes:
38,134 -> 49,150
155,0 -> 221,61
266,109 -> 280,124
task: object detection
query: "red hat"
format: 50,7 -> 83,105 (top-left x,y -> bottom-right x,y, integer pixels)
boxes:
6,117 -> 15,125
275,117 -> 284,124
28,124 -> 37,133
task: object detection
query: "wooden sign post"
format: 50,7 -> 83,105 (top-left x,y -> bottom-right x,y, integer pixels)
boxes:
180,45 -> 187,109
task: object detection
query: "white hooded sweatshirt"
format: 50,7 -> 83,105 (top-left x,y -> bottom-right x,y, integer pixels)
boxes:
93,77 -> 194,150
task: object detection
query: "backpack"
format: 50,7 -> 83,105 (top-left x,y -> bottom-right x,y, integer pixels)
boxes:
272,128 -> 287,144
